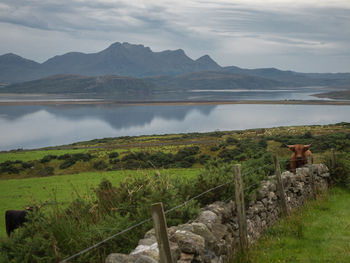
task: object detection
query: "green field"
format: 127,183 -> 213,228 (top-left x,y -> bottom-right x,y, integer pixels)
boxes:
239,188 -> 350,263
0,168 -> 199,237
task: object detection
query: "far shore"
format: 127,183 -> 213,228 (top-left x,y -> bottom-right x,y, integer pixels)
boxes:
1,99 -> 350,106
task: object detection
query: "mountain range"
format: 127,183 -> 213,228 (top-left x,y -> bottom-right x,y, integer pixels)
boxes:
0,42 -> 222,84
1,42 -> 350,99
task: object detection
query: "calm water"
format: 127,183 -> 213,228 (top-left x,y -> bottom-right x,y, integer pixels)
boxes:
1,103 -> 350,150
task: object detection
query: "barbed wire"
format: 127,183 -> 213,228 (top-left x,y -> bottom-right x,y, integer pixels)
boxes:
59,162 -> 272,262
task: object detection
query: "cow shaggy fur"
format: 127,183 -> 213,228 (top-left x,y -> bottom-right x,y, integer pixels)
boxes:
5,209 -> 30,236
287,144 -> 313,173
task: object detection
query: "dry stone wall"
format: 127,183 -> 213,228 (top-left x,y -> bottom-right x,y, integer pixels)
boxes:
106,164 -> 329,263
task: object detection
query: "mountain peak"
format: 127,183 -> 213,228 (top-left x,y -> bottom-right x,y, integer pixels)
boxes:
0,53 -> 40,66
0,53 -> 27,61
195,54 -> 221,70
105,42 -> 151,52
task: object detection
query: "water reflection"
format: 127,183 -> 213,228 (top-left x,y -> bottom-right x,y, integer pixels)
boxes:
1,104 -> 350,150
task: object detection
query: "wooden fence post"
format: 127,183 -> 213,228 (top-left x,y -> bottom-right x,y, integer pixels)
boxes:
308,155 -> 316,200
234,164 -> 248,250
272,154 -> 290,216
151,202 -> 174,263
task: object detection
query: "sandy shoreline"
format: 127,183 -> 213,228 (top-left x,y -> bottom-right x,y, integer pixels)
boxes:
1,99 -> 350,106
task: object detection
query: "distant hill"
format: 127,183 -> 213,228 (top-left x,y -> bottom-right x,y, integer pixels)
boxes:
0,74 -> 157,99
223,66 -> 350,86
0,53 -> 43,83
313,87 -> 350,100
0,72 -> 286,100
147,71 -> 283,90
0,42 -> 221,83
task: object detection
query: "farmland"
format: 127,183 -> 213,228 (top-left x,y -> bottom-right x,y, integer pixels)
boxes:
1,122 -> 350,262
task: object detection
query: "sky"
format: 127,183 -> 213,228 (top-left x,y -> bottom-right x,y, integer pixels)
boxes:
0,0 -> 350,73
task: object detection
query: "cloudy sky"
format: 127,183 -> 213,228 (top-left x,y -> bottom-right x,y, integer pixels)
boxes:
0,0 -> 349,72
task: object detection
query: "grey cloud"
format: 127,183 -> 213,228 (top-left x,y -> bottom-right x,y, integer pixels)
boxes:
0,0 -> 350,72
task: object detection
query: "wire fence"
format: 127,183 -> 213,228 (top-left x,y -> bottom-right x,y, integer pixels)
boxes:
59,162 -> 272,263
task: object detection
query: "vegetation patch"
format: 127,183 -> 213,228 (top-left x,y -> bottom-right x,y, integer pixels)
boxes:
1,123 -> 350,262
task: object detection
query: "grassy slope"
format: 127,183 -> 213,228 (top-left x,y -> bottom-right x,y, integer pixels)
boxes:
0,168 -> 199,237
240,188 -> 350,263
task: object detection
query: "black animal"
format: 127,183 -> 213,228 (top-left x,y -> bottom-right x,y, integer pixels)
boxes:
5,209 -> 31,236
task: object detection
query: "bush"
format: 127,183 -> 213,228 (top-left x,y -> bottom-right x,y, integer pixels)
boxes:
58,154 -> 72,160
199,154 -> 211,164
323,152 -> 350,189
304,131 -> 313,138
70,153 -> 93,162
149,152 -> 173,168
109,158 -> 120,164
175,146 -> 200,160
0,161 -> 20,174
109,152 -> 119,158
226,137 -> 238,145
59,159 -> 76,169
210,146 -> 220,152
22,162 -> 33,169
93,160 -> 108,170
40,155 -> 57,163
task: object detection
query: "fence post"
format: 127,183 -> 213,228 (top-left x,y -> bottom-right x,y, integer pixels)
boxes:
272,154 -> 290,216
151,202 -> 174,263
234,164 -> 248,250
331,148 -> 335,169
308,155 -> 316,200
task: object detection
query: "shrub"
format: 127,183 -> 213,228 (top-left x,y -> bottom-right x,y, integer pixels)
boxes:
175,146 -> 200,161
323,152 -> 350,189
0,161 -> 20,174
226,137 -> 238,145
218,149 -> 238,162
71,153 -> 93,162
59,159 -> 76,169
22,162 -> 33,169
58,153 -> 72,160
149,152 -> 173,168
93,160 -> 108,170
210,146 -> 220,152
109,158 -> 120,164
304,131 -> 313,138
109,152 -> 119,158
40,155 -> 57,163
199,154 -> 211,164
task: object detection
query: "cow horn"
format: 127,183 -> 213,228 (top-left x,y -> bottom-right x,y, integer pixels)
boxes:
304,143 -> 312,147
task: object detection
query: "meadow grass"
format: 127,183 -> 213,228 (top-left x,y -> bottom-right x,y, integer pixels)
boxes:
0,168 -> 199,237
236,187 -> 350,263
